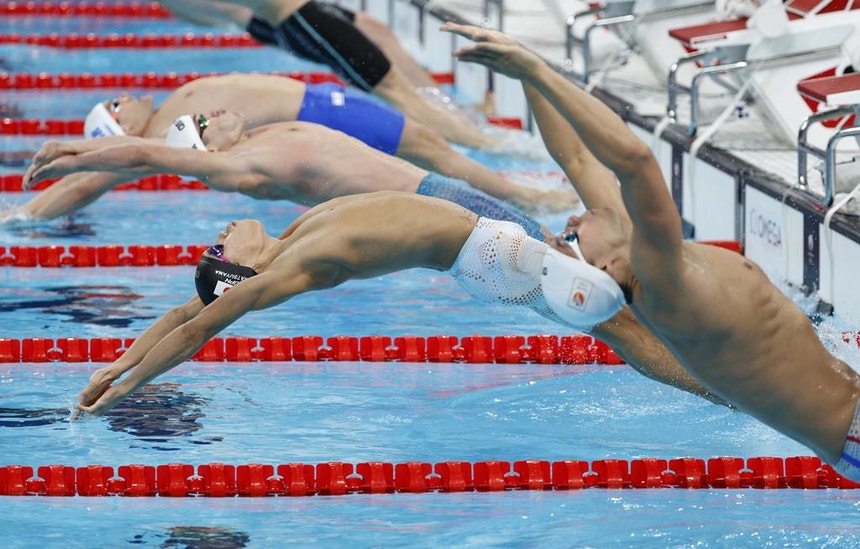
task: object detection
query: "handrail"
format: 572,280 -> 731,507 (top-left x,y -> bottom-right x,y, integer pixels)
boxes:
669,42 -> 846,136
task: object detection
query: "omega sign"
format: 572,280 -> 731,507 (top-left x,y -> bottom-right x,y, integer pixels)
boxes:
748,208 -> 782,247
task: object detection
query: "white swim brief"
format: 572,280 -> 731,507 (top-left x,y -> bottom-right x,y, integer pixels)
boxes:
449,217 -> 625,332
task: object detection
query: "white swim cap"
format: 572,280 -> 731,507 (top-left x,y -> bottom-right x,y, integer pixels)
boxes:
166,115 -> 207,151
83,102 -> 125,138
541,247 -> 625,330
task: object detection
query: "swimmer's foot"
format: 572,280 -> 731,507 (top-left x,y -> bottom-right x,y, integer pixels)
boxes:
514,187 -> 580,215
472,90 -> 496,116
0,208 -> 33,225
480,130 -> 553,162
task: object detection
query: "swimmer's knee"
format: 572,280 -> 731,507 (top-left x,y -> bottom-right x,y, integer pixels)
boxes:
403,123 -> 449,152
353,12 -> 393,41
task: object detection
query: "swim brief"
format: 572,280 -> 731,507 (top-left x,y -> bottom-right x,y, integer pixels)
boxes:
416,173 -> 545,241
835,396 -> 860,482
245,1 -> 391,91
449,218 -> 624,331
297,83 -> 405,155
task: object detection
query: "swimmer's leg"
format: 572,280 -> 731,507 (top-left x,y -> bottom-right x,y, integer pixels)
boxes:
352,11 -> 438,90
397,119 -> 578,214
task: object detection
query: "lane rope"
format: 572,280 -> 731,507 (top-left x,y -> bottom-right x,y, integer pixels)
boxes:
0,70 -> 342,91
0,1 -> 172,17
0,32 -> 262,49
1,456 -> 857,496
0,334 -> 627,365
2,330 -> 857,364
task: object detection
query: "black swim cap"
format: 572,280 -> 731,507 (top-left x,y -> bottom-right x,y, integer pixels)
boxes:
195,255 -> 258,305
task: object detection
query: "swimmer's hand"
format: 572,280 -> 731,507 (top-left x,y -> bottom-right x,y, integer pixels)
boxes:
23,140 -> 79,190
548,234 -> 578,259
441,23 -> 546,80
441,22 -> 521,47
72,366 -> 122,419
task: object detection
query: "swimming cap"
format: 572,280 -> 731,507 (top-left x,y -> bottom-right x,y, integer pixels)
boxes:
166,115 -> 207,151
83,102 -> 125,138
540,247 -> 625,330
195,255 -> 258,305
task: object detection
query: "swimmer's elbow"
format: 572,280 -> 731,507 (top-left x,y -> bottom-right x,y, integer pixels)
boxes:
613,138 -> 654,177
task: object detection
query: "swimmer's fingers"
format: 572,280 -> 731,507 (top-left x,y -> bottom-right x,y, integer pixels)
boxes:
77,367 -> 118,408
22,161 -> 39,190
452,43 -> 544,80
31,140 -> 72,168
440,22 -> 520,46
24,141 -> 76,189
548,235 -> 577,259
22,162 -> 60,189
76,385 -> 124,417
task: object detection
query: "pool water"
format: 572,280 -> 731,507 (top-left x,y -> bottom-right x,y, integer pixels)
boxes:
3,4 -> 860,548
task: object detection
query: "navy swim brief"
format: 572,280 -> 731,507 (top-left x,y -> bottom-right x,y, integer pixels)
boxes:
246,1 -> 391,92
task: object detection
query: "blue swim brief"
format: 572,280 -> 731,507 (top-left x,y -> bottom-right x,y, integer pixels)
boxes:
297,83 -> 406,156
416,172 -> 544,241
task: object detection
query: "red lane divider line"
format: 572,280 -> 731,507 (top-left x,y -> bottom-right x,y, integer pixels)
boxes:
0,243 -> 209,268
1,456 -> 857,496
0,32 -> 262,49
0,334 -> 627,365
0,173 -> 208,192
0,1 -> 172,17
0,70 -> 343,91
2,331 -> 858,364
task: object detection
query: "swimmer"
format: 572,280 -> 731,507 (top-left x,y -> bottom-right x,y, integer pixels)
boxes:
1,73 -> 574,222
22,115 -> 551,242
156,0 -> 499,150
444,22 -> 860,480
74,191 -> 723,418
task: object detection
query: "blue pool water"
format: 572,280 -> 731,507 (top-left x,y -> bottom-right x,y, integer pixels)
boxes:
3,5 -> 860,548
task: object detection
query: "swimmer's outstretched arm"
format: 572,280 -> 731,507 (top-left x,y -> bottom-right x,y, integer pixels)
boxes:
76,274 -> 279,416
590,308 -> 731,407
76,263 -> 337,416
24,136 -> 159,190
441,23 -> 619,214
445,23 -> 681,289
0,172 -> 125,222
522,87 -> 622,214
74,296 -> 205,418
25,140 -> 257,194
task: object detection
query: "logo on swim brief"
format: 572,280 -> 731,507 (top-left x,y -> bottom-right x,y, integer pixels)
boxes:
567,278 -> 593,311
213,280 -> 236,298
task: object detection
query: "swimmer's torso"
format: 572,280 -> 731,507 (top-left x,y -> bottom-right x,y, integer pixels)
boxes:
632,242 -> 860,461
147,74 -> 306,137
269,192 -> 478,279
228,122 -> 425,203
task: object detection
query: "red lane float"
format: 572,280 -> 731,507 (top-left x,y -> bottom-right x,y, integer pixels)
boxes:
1,456 -> 857,496
2,331 -> 858,365
0,334 -> 628,365
0,32 -> 261,49
0,71 -> 343,91
0,1 -> 172,17
0,243 -> 209,267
